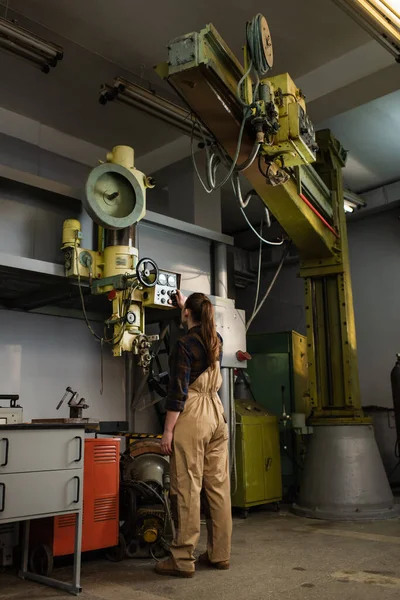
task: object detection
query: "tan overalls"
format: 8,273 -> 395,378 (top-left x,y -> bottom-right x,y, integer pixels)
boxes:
169,362 -> 232,573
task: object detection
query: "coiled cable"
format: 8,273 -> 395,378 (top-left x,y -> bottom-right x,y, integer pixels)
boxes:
246,14 -> 273,77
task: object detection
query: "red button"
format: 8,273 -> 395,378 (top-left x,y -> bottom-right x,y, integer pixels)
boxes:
108,290 -> 117,301
236,351 -> 251,362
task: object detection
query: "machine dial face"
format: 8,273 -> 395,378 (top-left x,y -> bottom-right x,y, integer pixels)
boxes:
126,311 -> 136,324
158,273 -> 168,286
168,274 -> 177,287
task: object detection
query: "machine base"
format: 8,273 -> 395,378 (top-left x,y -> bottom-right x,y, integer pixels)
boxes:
293,424 -> 400,521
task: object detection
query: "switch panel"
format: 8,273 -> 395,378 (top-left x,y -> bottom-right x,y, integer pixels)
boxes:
142,271 -> 181,309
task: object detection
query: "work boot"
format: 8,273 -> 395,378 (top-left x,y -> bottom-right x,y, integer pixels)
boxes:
198,552 -> 230,570
155,558 -> 195,578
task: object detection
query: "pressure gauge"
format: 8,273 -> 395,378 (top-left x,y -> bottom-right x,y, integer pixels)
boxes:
168,274 -> 177,287
126,311 -> 136,324
158,273 -> 168,285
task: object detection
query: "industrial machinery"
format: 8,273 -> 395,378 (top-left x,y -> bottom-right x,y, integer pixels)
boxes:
0,395 -> 23,424
246,331 -> 309,499
113,436 -> 172,560
157,13 -> 398,519
29,438 -> 120,576
62,145 -> 179,373
232,399 -> 282,517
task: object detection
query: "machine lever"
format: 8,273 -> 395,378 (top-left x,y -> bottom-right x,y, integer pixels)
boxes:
0,483 -> 5,512
0,438 -> 9,467
74,436 -> 83,463
57,386 -> 74,410
73,476 -> 81,503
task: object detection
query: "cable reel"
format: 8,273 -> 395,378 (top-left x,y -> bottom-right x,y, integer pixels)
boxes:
246,14 -> 274,76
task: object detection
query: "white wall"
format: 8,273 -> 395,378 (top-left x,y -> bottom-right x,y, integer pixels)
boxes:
0,309 -> 124,423
236,209 -> 400,408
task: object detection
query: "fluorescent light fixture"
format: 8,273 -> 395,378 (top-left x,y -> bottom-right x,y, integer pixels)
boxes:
333,0 -> 400,59
344,189 -> 367,212
99,76 -> 211,141
0,16 -> 63,73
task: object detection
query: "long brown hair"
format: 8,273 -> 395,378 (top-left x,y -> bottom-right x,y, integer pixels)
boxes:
185,293 -> 220,368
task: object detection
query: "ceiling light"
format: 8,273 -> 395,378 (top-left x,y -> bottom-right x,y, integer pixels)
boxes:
333,0 -> 400,60
99,76 -> 211,141
344,189 -> 366,212
0,16 -> 63,73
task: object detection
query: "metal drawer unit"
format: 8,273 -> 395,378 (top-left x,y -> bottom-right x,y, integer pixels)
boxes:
0,423 -> 84,596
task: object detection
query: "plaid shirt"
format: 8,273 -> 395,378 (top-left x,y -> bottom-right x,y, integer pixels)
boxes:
166,326 -> 223,412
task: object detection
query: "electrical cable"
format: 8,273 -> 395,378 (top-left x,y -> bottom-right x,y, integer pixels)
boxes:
251,217 -> 264,319
191,108 -> 253,194
236,14 -> 272,108
238,202 -> 285,246
229,369 -> 238,496
246,242 -> 292,332
246,14 -> 272,77
232,178 -> 284,246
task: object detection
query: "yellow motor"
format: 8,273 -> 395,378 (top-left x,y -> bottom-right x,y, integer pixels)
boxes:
62,219 -> 81,249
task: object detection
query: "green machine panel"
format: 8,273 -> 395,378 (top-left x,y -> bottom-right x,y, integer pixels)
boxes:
232,399 -> 282,511
246,331 -> 308,499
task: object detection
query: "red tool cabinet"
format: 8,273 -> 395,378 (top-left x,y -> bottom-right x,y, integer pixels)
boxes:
30,438 -> 120,567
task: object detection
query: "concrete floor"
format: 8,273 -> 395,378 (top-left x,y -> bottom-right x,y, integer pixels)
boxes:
2,510 -> 400,600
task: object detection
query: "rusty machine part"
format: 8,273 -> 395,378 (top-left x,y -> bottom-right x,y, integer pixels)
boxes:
111,440 -> 172,560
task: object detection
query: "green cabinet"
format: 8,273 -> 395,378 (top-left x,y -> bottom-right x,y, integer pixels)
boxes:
232,400 -> 282,510
246,331 -> 308,498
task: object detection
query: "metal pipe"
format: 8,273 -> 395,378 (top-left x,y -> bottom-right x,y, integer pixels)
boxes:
125,353 -> 136,435
104,225 -> 136,248
214,242 -> 228,298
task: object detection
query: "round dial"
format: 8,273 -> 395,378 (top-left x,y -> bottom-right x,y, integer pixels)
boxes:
126,311 -> 136,324
158,273 -> 167,285
168,274 -> 177,287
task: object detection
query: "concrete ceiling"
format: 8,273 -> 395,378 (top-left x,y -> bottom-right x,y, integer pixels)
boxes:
320,89 -> 400,193
1,0 -> 369,80
0,0 -> 399,237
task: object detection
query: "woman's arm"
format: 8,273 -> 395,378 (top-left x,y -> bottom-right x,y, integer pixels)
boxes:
161,339 -> 191,455
160,411 -> 180,455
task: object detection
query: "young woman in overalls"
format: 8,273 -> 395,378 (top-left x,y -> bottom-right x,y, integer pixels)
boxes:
156,291 -> 232,578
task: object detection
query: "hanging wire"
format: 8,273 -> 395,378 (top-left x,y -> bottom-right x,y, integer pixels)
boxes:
251,217 -> 264,318
190,108 -> 255,194
246,242 -> 292,332
231,176 -> 284,246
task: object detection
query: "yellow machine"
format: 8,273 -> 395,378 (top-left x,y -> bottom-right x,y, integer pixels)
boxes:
157,13 -> 398,519
62,145 -> 179,366
232,400 -> 282,518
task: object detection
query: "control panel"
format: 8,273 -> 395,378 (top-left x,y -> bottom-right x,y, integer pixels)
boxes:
142,270 -> 181,309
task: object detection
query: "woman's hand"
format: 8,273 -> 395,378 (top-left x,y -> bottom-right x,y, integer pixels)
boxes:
169,289 -> 187,309
161,430 -> 174,455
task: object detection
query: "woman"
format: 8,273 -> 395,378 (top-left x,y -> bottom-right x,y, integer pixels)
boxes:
155,291 -> 232,578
